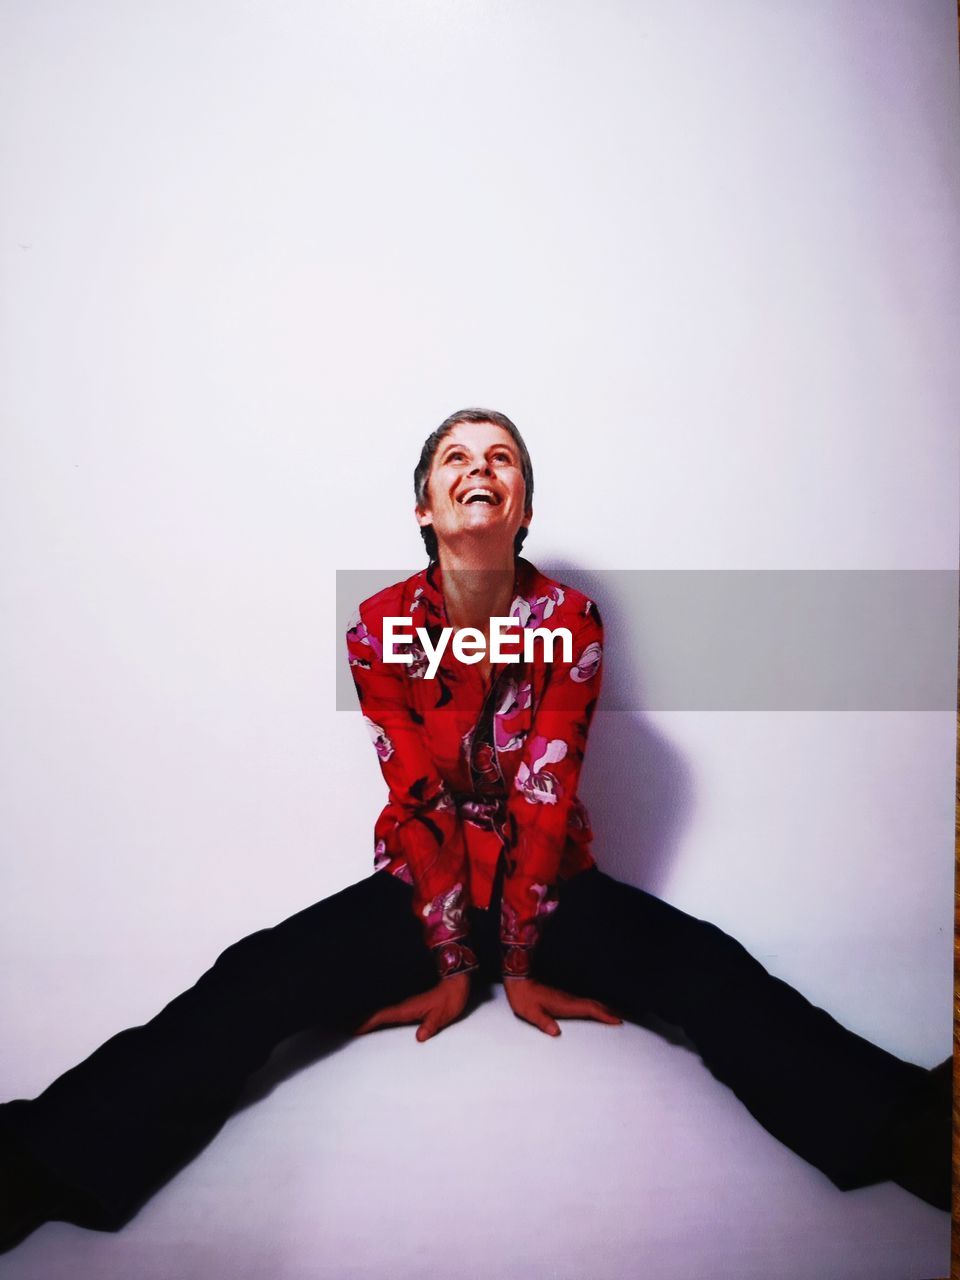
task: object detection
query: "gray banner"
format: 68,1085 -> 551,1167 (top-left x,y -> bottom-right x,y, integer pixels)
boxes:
336,569 -> 959,711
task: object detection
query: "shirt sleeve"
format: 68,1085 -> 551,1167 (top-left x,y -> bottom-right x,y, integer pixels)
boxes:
499,601 -> 604,979
346,603 -> 479,979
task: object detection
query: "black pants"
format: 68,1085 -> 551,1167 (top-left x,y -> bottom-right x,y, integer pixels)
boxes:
0,865 -> 927,1231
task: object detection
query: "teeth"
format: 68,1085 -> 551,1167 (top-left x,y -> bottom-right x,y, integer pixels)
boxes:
460,488 -> 498,505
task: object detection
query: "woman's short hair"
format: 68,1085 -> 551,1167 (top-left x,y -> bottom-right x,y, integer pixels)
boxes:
414,408 -> 535,563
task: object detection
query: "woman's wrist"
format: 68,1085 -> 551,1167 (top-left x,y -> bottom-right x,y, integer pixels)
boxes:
432,939 -> 479,979
501,943 -> 533,979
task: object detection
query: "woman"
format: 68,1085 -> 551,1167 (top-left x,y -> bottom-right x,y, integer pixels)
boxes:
0,408 -> 951,1253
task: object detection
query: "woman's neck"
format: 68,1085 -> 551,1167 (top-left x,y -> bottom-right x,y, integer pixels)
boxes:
436,548 -> 518,633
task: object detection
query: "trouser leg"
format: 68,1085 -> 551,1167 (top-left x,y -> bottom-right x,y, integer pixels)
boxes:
533,866 -> 928,1191
0,870 -> 438,1231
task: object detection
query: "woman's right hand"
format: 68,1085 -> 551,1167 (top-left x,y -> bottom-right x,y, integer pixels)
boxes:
352,973 -> 471,1042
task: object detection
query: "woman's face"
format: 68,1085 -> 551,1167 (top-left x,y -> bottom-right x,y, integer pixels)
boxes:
416,421 -> 532,559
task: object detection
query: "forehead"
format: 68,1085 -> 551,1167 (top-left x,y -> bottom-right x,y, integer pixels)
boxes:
436,421 -> 517,456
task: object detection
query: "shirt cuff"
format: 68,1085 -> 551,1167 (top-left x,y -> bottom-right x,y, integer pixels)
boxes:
501,943 -> 534,979
432,938 -> 479,979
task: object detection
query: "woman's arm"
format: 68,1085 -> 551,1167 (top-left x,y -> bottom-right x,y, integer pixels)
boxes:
347,602 -> 478,979
499,599 -> 604,979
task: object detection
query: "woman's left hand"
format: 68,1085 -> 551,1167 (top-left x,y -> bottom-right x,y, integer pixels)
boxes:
504,977 -> 623,1036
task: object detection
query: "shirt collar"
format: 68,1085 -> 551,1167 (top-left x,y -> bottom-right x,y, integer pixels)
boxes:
416,556 -> 537,632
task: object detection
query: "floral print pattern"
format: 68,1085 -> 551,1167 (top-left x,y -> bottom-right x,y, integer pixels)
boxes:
364,717 -> 394,763
346,556 -> 603,977
514,735 -> 569,805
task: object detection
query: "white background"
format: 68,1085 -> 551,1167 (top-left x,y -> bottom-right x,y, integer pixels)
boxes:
1,1 -> 957,1276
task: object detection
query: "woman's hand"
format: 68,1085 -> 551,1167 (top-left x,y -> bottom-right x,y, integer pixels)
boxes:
352,973 -> 471,1042
504,977 -> 623,1036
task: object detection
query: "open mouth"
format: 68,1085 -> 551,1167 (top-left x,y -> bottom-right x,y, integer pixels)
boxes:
458,489 -> 501,506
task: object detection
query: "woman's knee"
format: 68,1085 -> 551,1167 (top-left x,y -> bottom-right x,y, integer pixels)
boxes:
188,873 -> 441,1032
536,869 -> 770,1015
209,927 -> 277,973
588,871 -> 766,969
192,881 -> 382,1008
205,872 -> 414,977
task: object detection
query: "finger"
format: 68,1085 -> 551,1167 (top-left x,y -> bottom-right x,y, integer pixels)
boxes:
419,998 -> 462,1041
353,998 -> 425,1036
584,1002 -> 623,1025
352,1012 -> 381,1036
527,1012 -> 561,1037
551,997 -> 623,1024
416,1010 -> 442,1042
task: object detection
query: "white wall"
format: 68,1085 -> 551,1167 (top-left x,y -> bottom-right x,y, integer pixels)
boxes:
1,2 -> 956,1277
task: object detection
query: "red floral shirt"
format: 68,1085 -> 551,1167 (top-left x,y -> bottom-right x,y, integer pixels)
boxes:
345,556 -> 603,980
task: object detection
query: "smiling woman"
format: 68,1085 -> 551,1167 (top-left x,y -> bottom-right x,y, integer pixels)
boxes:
413,408 -> 535,571
0,407 -> 952,1255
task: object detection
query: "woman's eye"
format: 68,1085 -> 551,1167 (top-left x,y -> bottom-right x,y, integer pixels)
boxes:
445,449 -> 511,464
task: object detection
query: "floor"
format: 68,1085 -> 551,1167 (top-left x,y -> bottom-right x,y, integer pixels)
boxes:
2,985 -> 950,1280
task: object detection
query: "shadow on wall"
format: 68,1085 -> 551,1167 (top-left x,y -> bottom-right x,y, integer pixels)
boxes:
545,559 -> 695,899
